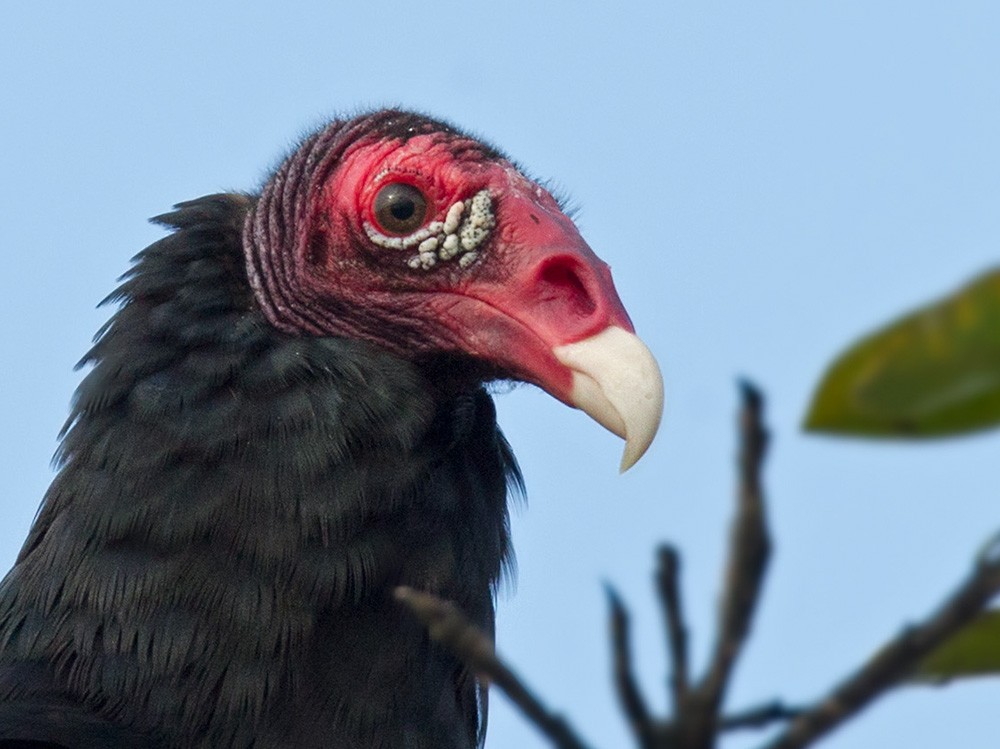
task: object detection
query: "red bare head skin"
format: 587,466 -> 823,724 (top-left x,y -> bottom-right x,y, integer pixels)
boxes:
244,110 -> 636,406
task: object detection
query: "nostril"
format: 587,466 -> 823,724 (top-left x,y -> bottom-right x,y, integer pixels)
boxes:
537,258 -> 598,319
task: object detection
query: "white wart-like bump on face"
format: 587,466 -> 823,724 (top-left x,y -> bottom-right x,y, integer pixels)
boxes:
364,189 -> 495,271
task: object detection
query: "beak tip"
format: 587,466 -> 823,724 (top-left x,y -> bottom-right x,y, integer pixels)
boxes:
618,452 -> 634,474
619,410 -> 663,473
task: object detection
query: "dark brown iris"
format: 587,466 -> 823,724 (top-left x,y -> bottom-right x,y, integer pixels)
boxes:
373,183 -> 428,235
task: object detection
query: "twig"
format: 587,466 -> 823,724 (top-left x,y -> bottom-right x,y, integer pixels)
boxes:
683,381 -> 772,746
760,545 -> 1000,749
656,545 -> 690,715
718,701 -> 803,731
394,586 -> 595,749
703,381 -> 771,700
607,585 -> 656,746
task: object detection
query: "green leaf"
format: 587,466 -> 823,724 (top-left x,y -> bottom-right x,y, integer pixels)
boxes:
805,268 -> 1000,437
916,610 -> 1000,681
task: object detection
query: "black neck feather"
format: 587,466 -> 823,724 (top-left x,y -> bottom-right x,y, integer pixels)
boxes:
0,194 -> 519,748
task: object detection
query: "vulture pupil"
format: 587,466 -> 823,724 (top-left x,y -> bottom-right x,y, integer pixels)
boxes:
374,183 -> 428,235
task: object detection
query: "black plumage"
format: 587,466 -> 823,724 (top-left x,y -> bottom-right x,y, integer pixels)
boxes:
0,193 -> 520,748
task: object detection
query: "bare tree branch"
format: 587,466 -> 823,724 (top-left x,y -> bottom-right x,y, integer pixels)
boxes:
394,586 -> 595,749
607,585 -> 657,746
681,381 -> 773,747
718,701 -> 803,732
656,545 -> 690,715
760,543 -> 1000,749
702,381 -> 771,701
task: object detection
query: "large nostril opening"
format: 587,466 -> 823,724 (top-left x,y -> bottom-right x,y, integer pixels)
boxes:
537,257 -> 598,319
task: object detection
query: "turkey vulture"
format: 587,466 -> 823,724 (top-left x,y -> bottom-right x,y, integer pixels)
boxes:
0,110 -> 663,748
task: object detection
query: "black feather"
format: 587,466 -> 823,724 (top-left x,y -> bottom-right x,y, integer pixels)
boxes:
0,193 -> 520,748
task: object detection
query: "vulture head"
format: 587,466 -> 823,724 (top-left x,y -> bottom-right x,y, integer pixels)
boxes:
245,111 -> 663,469
0,109 -> 664,749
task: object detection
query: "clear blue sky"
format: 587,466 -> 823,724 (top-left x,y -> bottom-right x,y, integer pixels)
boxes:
2,2 -> 999,747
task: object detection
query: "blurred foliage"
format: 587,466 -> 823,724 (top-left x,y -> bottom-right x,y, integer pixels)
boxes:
805,268 -> 1000,437
806,266 -> 1000,682
916,609 -> 1000,681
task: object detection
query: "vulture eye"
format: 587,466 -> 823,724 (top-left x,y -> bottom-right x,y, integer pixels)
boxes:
373,183 -> 428,235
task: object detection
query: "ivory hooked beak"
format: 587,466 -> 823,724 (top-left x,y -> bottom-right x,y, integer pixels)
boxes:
554,326 -> 664,472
